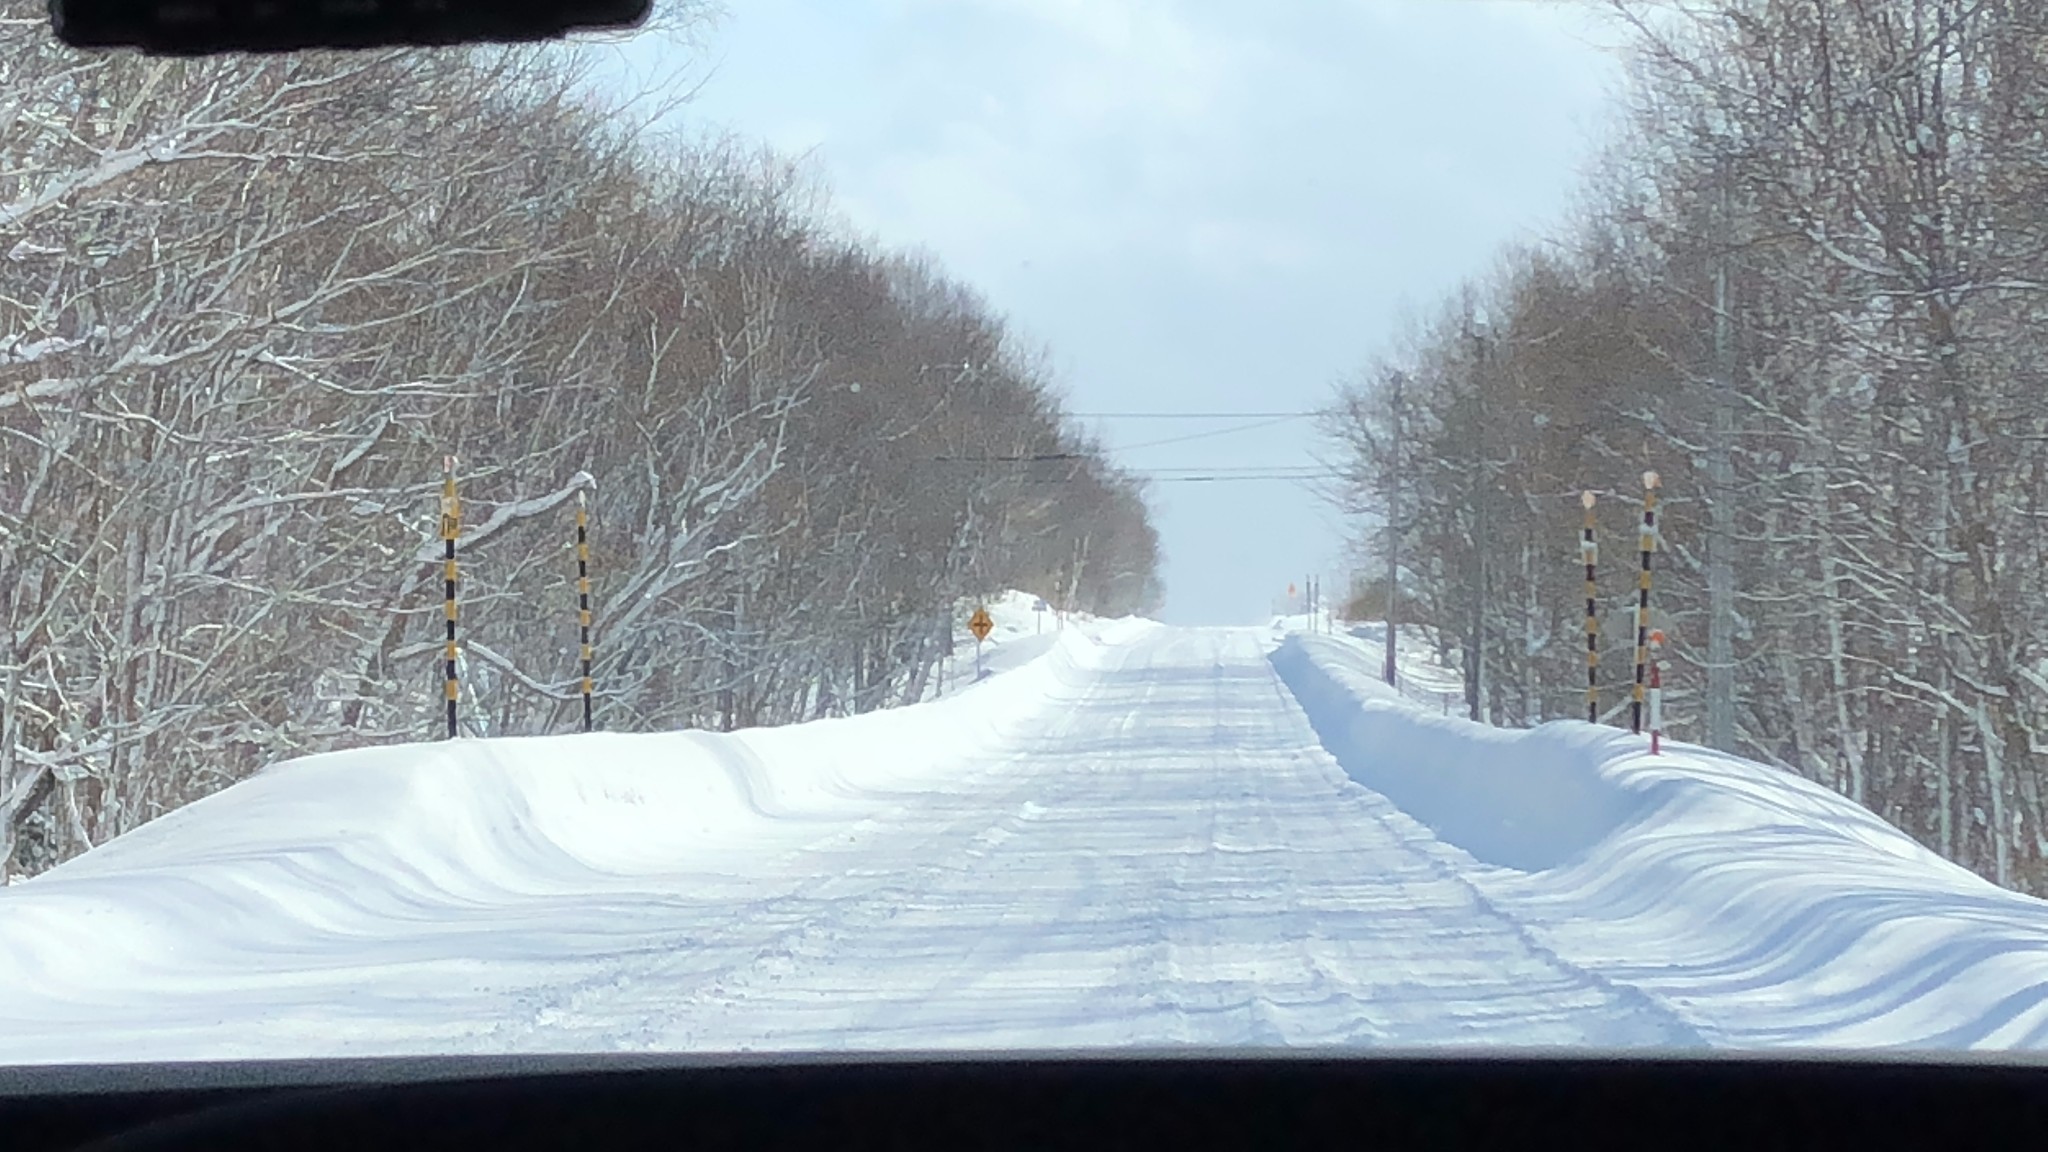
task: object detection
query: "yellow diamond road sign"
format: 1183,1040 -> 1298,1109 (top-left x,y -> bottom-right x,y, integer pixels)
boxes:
968,607 -> 994,643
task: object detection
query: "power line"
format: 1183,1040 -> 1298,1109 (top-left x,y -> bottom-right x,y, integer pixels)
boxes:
1116,416 -> 1309,452
1000,469 -> 1338,484
928,453 -> 1341,483
1136,466 -> 1334,475
1072,411 -> 1318,419
1144,473 -> 1336,484
932,453 -> 1085,463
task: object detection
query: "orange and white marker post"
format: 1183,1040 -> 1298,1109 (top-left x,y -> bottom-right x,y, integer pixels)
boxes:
1648,629 -> 1666,755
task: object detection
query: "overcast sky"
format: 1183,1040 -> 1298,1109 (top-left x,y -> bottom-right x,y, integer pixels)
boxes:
601,0 -> 1627,625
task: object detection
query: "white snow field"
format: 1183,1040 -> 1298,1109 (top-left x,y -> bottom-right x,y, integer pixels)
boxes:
4,613 -> 2048,1063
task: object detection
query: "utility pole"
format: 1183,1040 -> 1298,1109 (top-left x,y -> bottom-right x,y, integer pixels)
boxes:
1384,372 -> 1404,687
1707,155 -> 1737,751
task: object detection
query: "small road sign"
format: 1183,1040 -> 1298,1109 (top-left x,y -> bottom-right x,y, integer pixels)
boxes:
969,606 -> 994,643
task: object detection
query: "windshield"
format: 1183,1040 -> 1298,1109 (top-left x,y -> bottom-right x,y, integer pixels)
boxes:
4,0 -> 2047,1064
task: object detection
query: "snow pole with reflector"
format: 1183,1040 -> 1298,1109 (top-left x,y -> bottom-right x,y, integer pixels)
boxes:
1631,471 -> 1659,735
1649,629 -> 1666,755
440,455 -> 460,740
1581,490 -> 1598,724
576,489 -> 594,733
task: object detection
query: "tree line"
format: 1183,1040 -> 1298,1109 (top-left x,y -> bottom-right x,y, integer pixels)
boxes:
0,8 -> 1160,877
1326,0 -> 2048,893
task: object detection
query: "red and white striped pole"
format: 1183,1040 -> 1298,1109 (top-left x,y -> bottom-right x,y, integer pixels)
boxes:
1648,628 -> 1666,755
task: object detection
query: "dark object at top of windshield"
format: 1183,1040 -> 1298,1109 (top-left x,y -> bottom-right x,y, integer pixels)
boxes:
48,0 -> 651,54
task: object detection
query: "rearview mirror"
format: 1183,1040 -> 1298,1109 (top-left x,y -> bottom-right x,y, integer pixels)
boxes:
49,0 -> 652,54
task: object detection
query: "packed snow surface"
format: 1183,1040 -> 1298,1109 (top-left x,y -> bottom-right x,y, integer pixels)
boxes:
4,613 -> 2047,1062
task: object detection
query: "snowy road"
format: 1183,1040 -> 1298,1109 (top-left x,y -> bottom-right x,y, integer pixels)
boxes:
509,626 -> 1690,1051
7,612 -> 2048,1061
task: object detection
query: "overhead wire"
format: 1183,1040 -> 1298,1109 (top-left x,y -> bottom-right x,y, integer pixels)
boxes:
1114,415 -> 1310,451
1072,411 -> 1319,419
1138,463 -> 1331,471
934,407 -> 1335,482
1142,473 -> 1337,483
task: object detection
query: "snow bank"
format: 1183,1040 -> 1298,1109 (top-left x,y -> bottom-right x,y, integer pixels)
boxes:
1273,631 -> 2048,1049
1270,635 -> 1655,871
0,617 -> 1153,1059
15,612 -> 2047,1059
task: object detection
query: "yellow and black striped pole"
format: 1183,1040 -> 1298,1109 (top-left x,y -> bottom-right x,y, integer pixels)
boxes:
1631,471 -> 1660,735
1581,490 -> 1598,724
576,489 -> 594,733
440,455 -> 461,740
